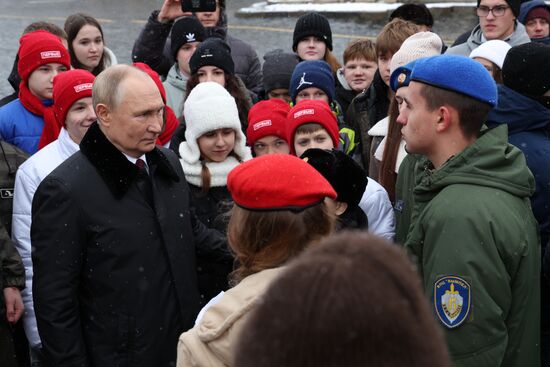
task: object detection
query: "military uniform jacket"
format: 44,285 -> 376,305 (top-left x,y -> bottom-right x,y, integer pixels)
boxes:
405,125 -> 540,367
31,122 -> 229,367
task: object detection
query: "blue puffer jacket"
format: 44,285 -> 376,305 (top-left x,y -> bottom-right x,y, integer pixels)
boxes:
0,98 -> 50,154
487,84 -> 550,248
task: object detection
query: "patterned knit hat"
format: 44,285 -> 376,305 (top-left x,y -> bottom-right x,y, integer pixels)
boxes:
170,17 -> 206,60
390,32 -> 442,75
289,60 -> 335,104
18,30 -> 71,81
293,12 -> 333,51
247,99 -> 291,146
189,37 -> 234,75
181,82 -> 247,163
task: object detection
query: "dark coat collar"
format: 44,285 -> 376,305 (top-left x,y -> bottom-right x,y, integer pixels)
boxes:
79,122 -> 179,198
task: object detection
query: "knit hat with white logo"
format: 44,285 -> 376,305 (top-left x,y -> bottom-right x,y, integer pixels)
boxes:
189,37 -> 235,76
289,60 -> 335,104
171,17 -> 206,60
17,30 -> 71,81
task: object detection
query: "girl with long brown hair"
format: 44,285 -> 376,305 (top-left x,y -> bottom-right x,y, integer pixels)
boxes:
177,154 -> 337,366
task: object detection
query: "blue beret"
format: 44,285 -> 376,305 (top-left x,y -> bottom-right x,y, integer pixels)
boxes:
290,60 -> 335,104
410,55 -> 497,107
390,61 -> 417,92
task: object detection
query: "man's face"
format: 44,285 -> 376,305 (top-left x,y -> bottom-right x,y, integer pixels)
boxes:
395,83 -> 437,155
99,73 -> 165,158
478,0 -> 516,40
525,17 -> 550,38
177,42 -> 200,76
377,52 -> 393,87
65,96 -> 96,145
253,135 -> 290,156
293,129 -> 334,157
268,88 -> 291,103
196,4 -> 221,28
343,58 -> 378,92
28,63 -> 68,100
296,36 -> 327,61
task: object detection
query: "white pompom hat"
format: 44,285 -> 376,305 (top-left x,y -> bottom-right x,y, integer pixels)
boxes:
180,82 -> 248,163
469,40 -> 512,69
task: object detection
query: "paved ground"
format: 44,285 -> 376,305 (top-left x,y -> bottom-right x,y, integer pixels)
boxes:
0,0 -> 477,96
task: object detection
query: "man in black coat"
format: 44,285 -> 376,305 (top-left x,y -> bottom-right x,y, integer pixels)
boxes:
31,65 -> 229,367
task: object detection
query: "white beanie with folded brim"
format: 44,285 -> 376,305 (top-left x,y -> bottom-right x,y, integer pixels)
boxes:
390,32 -> 443,75
469,40 -> 512,69
179,81 -> 249,164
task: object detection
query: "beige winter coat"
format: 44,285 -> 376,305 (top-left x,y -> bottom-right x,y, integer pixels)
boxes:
176,267 -> 284,367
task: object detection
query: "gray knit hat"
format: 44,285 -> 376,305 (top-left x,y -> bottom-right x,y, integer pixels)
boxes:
262,49 -> 299,93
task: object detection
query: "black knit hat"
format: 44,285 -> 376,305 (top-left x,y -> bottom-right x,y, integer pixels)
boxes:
389,3 -> 434,27
189,37 -> 235,75
262,49 -> 299,93
171,17 -> 206,60
301,148 -> 368,208
292,12 -> 333,52
477,0 -> 521,17
503,43 -> 550,99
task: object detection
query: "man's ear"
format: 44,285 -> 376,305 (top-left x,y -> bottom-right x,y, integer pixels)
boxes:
435,106 -> 453,133
95,103 -> 111,127
335,201 -> 348,216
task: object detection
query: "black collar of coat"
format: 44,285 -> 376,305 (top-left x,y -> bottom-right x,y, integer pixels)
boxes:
79,122 -> 180,198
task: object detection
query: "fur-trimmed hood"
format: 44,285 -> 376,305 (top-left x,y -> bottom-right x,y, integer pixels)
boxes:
79,122 -> 179,198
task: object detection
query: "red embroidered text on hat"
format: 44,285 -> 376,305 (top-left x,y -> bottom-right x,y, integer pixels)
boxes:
17,30 -> 71,82
286,100 -> 340,155
246,99 -> 291,146
227,154 -> 337,211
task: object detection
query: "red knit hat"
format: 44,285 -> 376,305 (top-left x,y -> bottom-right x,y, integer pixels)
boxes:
227,154 -> 337,211
246,99 -> 291,146
286,100 -> 340,155
526,6 -> 550,24
17,30 -> 71,82
53,69 -> 95,126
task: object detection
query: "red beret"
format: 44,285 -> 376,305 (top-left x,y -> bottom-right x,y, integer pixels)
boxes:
246,99 -> 291,146
286,100 -> 340,155
18,30 -> 71,82
227,154 -> 337,211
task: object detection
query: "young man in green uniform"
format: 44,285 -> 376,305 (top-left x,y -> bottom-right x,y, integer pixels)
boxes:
392,55 -> 540,366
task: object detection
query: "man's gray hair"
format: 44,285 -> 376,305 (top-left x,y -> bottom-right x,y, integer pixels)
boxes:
92,65 -> 148,113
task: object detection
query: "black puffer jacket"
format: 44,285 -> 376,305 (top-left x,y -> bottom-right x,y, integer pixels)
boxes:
31,123 -> 230,367
188,184 -> 234,307
132,10 -> 262,95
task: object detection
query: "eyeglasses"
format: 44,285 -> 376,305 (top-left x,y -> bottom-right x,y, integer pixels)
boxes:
476,5 -> 509,17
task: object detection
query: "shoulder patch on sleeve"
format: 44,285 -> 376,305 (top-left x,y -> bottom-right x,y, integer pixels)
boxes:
434,276 -> 471,329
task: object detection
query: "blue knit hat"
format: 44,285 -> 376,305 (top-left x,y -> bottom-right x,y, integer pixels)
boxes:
410,55 -> 497,107
390,61 -> 417,92
289,60 -> 335,104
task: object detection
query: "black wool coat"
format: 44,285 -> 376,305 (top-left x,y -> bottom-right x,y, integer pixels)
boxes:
31,122 -> 229,367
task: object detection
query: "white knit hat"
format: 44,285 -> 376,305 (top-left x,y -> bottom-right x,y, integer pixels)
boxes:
180,81 -> 248,163
390,32 -> 443,75
469,40 -> 512,69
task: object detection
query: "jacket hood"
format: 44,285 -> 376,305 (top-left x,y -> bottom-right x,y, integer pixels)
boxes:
466,22 -> 531,50
166,64 -> 188,90
336,68 -> 352,91
414,125 -> 535,203
519,0 -> 550,23
487,84 -> 550,134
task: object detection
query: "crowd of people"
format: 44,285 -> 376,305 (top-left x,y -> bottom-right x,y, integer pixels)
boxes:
0,0 -> 548,365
